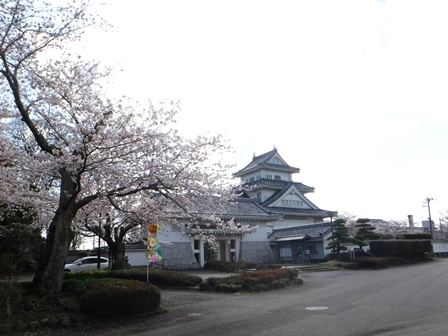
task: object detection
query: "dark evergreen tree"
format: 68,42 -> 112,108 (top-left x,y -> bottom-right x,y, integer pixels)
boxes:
354,218 -> 381,250
0,203 -> 43,317
326,218 -> 354,260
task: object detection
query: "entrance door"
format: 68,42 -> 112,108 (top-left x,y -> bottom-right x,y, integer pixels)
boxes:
215,239 -> 236,262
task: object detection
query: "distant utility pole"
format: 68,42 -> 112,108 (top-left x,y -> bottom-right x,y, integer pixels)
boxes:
426,197 -> 434,239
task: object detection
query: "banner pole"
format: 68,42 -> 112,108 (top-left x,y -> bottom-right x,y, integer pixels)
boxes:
146,223 -> 162,285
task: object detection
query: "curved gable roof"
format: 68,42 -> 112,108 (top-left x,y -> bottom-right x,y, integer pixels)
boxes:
219,197 -> 282,221
261,182 -> 316,208
233,148 -> 300,177
242,179 -> 315,194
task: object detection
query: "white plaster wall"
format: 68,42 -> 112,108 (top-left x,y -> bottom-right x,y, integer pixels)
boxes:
158,223 -> 190,243
240,222 -> 268,241
260,190 -> 276,202
270,218 -> 317,230
432,241 -> 448,253
126,249 -> 149,266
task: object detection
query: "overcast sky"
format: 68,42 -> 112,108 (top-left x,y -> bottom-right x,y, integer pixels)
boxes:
81,0 -> 448,224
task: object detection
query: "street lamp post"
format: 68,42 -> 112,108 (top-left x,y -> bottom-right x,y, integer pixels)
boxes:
426,197 -> 434,239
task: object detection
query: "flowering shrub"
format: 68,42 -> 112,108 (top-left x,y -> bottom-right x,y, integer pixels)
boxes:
200,268 -> 300,292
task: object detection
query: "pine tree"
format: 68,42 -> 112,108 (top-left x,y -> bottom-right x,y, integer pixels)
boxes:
354,218 -> 381,250
326,219 -> 354,260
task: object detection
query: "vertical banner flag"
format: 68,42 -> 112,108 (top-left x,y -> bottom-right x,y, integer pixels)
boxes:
146,224 -> 162,263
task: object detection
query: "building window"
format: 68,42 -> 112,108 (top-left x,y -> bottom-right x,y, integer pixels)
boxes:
256,192 -> 262,202
266,174 -> 272,179
171,223 -> 181,232
274,175 -> 281,180
249,177 -> 255,182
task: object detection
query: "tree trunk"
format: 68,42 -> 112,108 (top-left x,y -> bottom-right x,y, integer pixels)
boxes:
109,240 -> 130,270
32,170 -> 78,295
32,207 -> 74,294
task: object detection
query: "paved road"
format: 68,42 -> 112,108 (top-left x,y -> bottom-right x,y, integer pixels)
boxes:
67,259 -> 448,336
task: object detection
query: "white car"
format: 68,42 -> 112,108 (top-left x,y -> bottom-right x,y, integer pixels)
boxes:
64,256 -> 109,272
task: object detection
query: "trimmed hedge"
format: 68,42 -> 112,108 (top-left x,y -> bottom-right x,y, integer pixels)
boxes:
144,269 -> 203,287
64,268 -> 203,287
369,240 -> 432,259
401,233 -> 432,240
325,252 -> 351,262
204,260 -> 257,272
79,278 -> 160,318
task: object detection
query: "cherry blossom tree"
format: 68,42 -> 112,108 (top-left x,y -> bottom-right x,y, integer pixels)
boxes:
374,219 -> 413,235
0,0 -> 240,294
336,211 -> 357,234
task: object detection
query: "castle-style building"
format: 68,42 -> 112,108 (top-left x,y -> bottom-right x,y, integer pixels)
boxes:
234,148 -> 336,230
124,148 -> 338,268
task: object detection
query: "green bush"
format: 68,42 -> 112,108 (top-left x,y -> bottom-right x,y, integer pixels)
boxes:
353,256 -> 409,269
64,267 -> 203,287
64,269 -> 112,280
356,257 -> 386,269
369,240 -> 433,259
401,233 -> 432,240
326,252 -> 351,262
255,264 -> 282,270
63,277 -> 104,297
204,260 -> 257,272
79,278 -> 160,318
146,269 -> 203,287
200,268 -> 300,292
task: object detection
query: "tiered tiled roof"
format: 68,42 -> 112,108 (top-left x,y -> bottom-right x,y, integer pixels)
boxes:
219,198 -> 282,221
268,222 -> 333,240
233,148 -> 300,177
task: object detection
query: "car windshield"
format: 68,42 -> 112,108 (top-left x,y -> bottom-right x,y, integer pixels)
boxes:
70,258 -> 84,264
70,257 -> 106,264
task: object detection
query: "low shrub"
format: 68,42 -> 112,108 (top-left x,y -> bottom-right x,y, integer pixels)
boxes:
356,257 -> 387,269
239,268 -> 298,281
63,277 -> 104,297
255,264 -> 282,270
79,278 -> 160,318
65,267 -> 202,288
325,252 -> 351,262
204,260 -> 257,272
64,269 -> 113,280
200,268 -> 300,292
352,256 -> 409,269
146,269 -> 203,287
